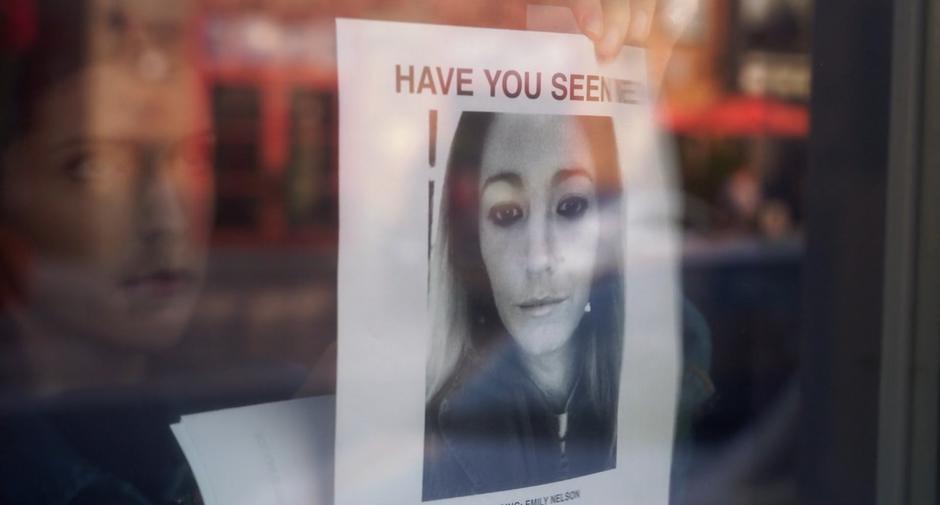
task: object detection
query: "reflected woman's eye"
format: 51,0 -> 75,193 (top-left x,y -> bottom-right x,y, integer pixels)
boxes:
62,153 -> 98,183
556,196 -> 589,219
488,203 -> 524,227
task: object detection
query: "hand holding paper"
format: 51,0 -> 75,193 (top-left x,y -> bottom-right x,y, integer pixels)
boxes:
535,0 -> 700,90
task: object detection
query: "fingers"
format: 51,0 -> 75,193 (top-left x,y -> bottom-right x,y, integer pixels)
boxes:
595,0 -> 631,60
659,0 -> 699,42
625,0 -> 657,45
569,0 -> 604,40
568,0 -> 698,62
646,0 -> 700,94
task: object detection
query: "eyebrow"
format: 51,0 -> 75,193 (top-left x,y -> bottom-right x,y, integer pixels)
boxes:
552,167 -> 595,186
481,171 -> 523,192
481,167 -> 595,193
48,130 -> 216,154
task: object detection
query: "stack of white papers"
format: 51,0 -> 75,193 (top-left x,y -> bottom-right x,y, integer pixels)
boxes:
171,396 -> 335,505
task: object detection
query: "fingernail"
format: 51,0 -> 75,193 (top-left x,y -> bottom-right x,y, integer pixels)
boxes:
582,11 -> 603,39
630,11 -> 651,42
665,2 -> 694,35
667,6 -> 685,27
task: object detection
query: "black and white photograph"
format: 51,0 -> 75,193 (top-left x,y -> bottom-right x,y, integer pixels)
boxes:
422,112 -> 623,499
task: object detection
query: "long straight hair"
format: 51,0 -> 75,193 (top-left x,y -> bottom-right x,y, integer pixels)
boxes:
426,111 -> 624,423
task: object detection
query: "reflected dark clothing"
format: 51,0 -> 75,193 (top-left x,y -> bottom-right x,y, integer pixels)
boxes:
0,395 -> 200,505
0,358 -> 307,505
423,347 -> 615,500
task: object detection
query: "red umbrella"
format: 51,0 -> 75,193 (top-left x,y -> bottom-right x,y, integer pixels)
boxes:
659,95 -> 809,137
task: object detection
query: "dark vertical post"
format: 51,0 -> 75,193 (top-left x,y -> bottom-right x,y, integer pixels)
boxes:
800,1 -> 895,504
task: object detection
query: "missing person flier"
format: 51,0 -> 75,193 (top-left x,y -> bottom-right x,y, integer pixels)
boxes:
336,19 -> 681,505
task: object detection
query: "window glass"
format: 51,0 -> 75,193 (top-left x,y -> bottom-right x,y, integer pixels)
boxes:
0,1 -> 925,504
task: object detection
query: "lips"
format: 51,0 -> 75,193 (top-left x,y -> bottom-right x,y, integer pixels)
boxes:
517,295 -> 568,316
121,269 -> 197,298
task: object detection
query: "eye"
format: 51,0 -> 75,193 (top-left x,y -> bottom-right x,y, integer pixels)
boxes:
487,203 -> 524,227
61,153 -> 98,183
556,195 -> 589,219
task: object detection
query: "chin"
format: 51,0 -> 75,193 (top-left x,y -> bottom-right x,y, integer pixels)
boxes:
84,302 -> 195,352
83,322 -> 182,353
513,329 -> 574,358
107,286 -> 201,350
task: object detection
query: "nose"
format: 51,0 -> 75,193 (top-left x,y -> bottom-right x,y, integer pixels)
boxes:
525,211 -> 555,277
137,151 -> 186,247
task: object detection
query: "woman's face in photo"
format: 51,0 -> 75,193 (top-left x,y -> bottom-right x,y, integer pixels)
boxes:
478,114 -> 600,358
1,61 -> 213,350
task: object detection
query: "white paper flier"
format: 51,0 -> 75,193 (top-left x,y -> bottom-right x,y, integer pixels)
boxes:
336,19 -> 681,505
171,396 -> 335,505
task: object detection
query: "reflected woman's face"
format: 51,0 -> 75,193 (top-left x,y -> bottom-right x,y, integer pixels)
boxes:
478,114 -> 600,358
1,63 -> 213,349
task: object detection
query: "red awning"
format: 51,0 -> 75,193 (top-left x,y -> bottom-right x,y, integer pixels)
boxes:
659,96 -> 809,137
